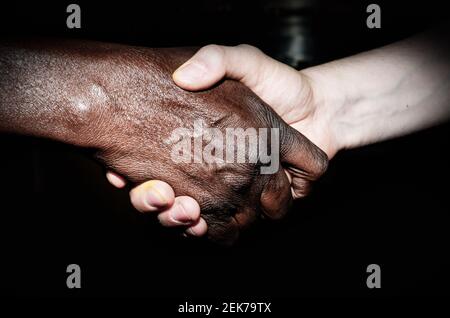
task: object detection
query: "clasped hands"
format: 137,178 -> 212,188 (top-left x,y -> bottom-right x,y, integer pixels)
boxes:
62,46 -> 328,244
2,31 -> 447,245
96,45 -> 330,245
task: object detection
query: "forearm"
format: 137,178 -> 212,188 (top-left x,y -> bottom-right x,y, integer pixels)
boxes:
0,40 -> 119,147
304,27 -> 450,154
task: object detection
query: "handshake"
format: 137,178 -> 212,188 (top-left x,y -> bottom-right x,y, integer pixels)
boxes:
0,41 -> 330,245
1,30 -> 447,245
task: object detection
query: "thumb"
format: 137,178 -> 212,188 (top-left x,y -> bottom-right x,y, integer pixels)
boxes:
172,44 -> 268,91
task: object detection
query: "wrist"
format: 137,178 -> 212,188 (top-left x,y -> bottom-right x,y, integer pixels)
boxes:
298,66 -> 349,159
61,46 -> 161,150
47,69 -> 114,150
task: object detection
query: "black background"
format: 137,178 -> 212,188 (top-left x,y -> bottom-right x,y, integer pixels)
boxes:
1,0 -> 449,304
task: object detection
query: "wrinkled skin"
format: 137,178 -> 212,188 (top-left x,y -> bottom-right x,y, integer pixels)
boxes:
0,42 -> 328,245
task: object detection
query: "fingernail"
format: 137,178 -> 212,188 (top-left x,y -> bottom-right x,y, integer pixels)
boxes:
170,202 -> 192,224
173,62 -> 206,84
144,183 -> 168,208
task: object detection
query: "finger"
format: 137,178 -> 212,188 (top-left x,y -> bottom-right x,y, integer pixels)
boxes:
106,171 -> 127,188
281,126 -> 328,199
185,217 -> 208,237
129,180 -> 175,213
157,196 -> 201,226
172,44 -> 270,91
260,169 -> 292,219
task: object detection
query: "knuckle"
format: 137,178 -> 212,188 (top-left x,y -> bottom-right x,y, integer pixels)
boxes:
236,44 -> 261,55
292,187 -> 309,200
291,178 -> 311,199
200,44 -> 226,60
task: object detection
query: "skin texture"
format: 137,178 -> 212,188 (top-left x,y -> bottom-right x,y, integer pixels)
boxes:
0,40 -> 328,245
